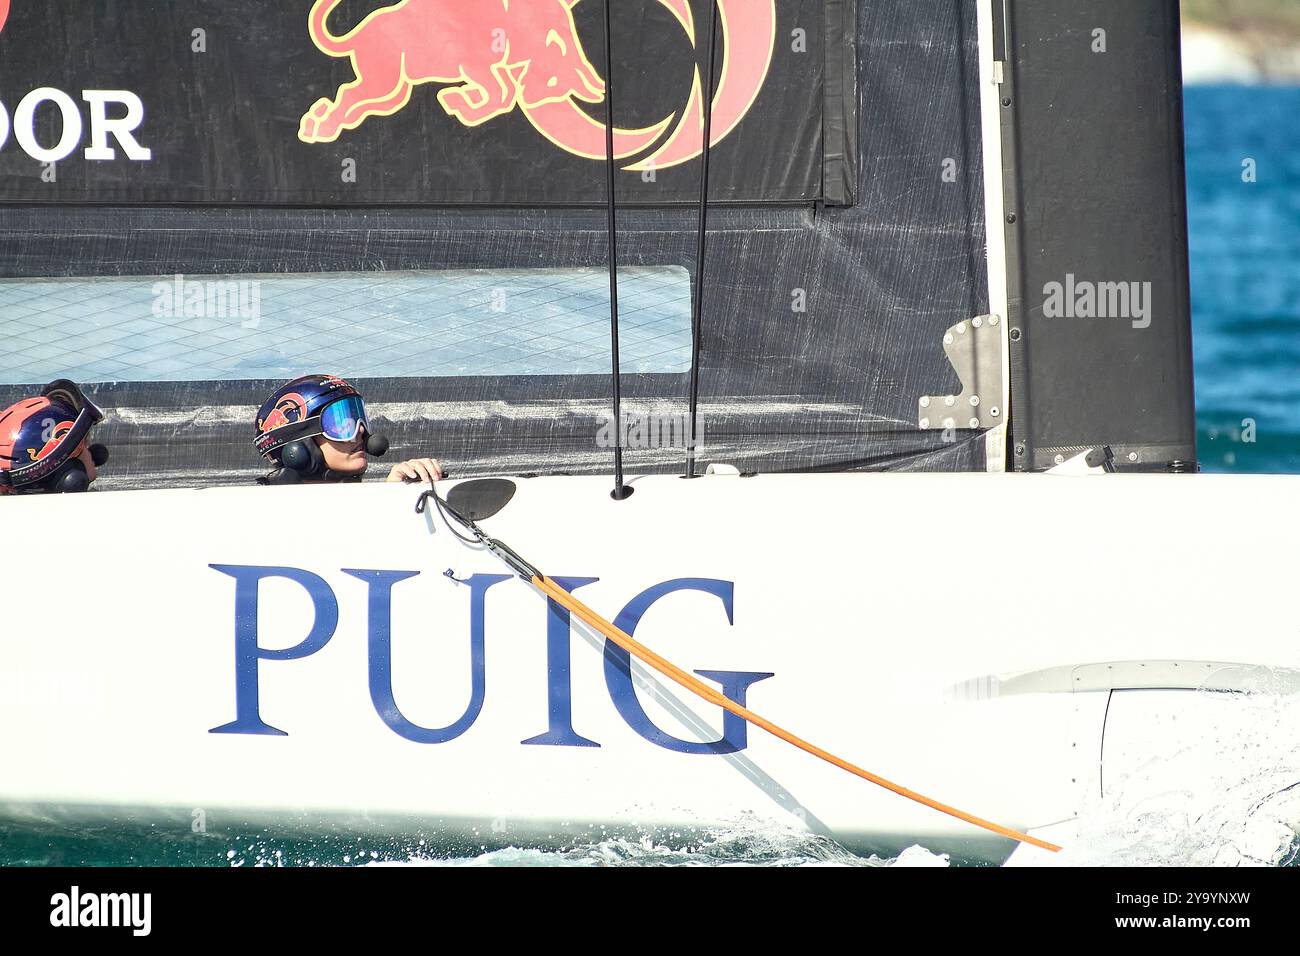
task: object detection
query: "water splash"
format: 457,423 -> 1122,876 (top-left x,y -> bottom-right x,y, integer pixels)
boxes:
1043,688 -> 1300,866
366,825 -> 949,868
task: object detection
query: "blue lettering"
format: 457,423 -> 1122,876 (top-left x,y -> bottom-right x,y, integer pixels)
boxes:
208,564 -> 338,736
521,576 -> 601,748
604,578 -> 773,754
208,566 -> 772,754
344,569 -> 510,744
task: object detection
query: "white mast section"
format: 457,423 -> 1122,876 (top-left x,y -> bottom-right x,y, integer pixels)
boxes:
977,0 -> 1012,473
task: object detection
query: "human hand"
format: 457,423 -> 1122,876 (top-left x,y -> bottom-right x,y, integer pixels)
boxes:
386,457 -> 444,483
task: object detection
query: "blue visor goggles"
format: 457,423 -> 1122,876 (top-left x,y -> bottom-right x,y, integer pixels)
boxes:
319,396 -> 369,443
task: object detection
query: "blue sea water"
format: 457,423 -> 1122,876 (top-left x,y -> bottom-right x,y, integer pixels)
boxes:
1185,85 -> 1300,474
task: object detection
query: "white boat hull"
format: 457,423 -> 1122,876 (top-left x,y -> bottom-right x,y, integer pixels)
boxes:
4,473 -> 1298,863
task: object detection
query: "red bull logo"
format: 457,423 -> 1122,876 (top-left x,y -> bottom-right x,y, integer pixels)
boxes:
0,1 -> 10,37
298,0 -> 775,170
259,394 -> 308,433
28,420 -> 74,463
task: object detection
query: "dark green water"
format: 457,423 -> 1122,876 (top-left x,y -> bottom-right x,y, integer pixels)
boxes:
0,819 -> 887,867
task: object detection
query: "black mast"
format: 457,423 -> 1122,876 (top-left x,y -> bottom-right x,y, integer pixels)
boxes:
684,1 -> 720,479
602,0 -> 631,499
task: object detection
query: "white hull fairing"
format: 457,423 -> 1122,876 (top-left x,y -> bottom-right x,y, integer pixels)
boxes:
3,473 -> 1299,864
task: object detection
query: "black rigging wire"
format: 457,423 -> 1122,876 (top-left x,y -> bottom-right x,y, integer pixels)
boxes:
602,0 -> 632,500
685,0 -> 720,479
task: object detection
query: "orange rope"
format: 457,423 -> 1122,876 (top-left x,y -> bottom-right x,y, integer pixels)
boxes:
534,574 -> 1062,853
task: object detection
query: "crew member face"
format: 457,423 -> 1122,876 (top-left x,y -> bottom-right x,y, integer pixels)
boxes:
73,441 -> 98,485
316,434 -> 368,475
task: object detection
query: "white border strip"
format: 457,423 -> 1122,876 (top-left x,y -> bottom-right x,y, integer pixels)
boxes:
977,0 -> 1011,473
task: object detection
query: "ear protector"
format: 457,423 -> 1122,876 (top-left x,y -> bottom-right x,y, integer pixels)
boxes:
264,432 -> 388,484
30,443 -> 110,493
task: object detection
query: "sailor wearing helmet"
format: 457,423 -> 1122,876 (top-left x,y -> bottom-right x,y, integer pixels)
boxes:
253,374 -> 442,485
0,379 -> 110,495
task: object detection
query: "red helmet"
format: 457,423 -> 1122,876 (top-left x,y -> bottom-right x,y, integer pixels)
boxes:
0,380 -> 108,494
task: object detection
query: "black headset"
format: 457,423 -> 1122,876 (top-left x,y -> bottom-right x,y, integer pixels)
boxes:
29,443 -> 111,493
262,432 -> 389,485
